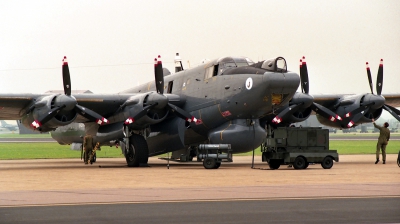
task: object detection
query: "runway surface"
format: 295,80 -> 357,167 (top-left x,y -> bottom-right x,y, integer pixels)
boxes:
1,197 -> 399,223
0,155 -> 399,223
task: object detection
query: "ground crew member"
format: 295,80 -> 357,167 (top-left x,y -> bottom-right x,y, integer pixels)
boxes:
372,119 -> 390,164
83,134 -> 95,165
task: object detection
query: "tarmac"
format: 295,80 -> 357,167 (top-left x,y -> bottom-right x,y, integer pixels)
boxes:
0,155 -> 399,223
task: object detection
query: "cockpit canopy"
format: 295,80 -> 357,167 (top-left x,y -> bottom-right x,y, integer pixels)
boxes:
260,57 -> 287,73
204,56 -> 288,79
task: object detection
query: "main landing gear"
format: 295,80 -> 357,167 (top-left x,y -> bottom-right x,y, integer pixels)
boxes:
124,134 -> 149,167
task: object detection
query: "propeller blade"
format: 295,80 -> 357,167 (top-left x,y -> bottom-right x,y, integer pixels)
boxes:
167,103 -> 198,123
345,107 -> 370,128
62,56 -> 72,96
299,56 -> 309,94
376,59 -> 383,95
272,104 -> 303,124
383,104 -> 400,122
154,55 -> 164,94
75,105 -> 108,125
311,102 -> 342,122
366,62 -> 374,94
124,104 -> 157,125
30,105 -> 65,129
341,102 -> 373,128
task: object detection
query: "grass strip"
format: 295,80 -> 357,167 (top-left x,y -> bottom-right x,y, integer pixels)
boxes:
0,140 -> 399,160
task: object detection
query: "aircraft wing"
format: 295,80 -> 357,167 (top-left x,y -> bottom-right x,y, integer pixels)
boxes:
313,93 -> 400,108
382,94 -> 400,107
0,93 -> 137,130
0,93 -> 41,119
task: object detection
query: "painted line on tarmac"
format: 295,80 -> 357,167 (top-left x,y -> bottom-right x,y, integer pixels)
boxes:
1,195 -> 400,208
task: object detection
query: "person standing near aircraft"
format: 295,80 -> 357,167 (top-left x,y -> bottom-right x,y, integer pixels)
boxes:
372,119 -> 390,164
83,134 -> 95,165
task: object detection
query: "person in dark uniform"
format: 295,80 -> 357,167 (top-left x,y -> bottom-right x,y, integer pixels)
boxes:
372,119 -> 390,164
83,134 -> 95,165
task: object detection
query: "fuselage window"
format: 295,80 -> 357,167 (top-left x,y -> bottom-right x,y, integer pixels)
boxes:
205,66 -> 214,79
213,65 -> 219,76
167,81 -> 173,93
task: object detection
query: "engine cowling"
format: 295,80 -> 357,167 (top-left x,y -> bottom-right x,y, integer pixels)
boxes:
123,92 -> 170,129
317,93 -> 383,128
22,95 -> 77,132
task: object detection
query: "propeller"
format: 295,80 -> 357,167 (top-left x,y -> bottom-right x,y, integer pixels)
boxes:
299,57 -> 309,94
30,56 -> 108,130
123,55 -> 198,126
271,56 -> 341,125
154,55 -> 164,94
339,59 -> 400,127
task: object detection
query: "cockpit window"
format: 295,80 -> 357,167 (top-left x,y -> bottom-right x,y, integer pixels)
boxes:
245,57 -> 254,65
276,58 -> 287,71
216,57 -> 255,75
236,62 -> 249,67
223,62 -> 237,69
261,57 -> 287,72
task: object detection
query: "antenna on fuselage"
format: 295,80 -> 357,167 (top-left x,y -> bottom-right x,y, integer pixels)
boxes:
174,53 -> 183,73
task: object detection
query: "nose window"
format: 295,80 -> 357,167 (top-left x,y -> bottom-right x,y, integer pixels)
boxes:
276,58 -> 287,71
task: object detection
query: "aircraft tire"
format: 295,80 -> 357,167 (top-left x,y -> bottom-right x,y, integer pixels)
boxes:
293,156 -> 306,170
125,134 -> 149,167
268,160 -> 280,170
321,156 -> 333,169
203,158 -> 216,169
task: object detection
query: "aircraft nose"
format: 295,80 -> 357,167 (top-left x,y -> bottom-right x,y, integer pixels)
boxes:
263,72 -> 300,94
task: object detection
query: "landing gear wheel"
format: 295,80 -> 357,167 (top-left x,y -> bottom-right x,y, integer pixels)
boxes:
321,156 -> 333,169
214,162 -> 221,169
125,134 -> 149,167
203,158 -> 216,169
268,160 -> 280,170
293,156 -> 306,169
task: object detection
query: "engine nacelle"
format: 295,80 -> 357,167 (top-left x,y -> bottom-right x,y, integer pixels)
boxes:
22,95 -> 77,132
123,92 -> 169,129
317,93 -> 383,128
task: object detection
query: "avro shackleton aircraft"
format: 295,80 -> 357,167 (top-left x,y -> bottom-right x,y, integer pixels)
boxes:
0,55 -> 399,168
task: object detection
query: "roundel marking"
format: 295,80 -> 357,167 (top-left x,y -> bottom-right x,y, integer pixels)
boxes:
245,78 -> 253,90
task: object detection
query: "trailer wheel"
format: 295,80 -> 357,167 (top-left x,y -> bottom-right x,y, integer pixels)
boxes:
304,162 -> 309,169
321,156 -> 333,169
268,160 -> 280,170
293,156 -> 306,169
214,162 -> 221,169
203,158 -> 216,169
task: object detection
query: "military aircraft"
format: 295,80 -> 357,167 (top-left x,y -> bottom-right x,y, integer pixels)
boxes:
0,54 -> 399,169
0,120 -> 19,131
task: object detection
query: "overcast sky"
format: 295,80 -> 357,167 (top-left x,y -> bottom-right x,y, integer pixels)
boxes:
0,0 -> 399,95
